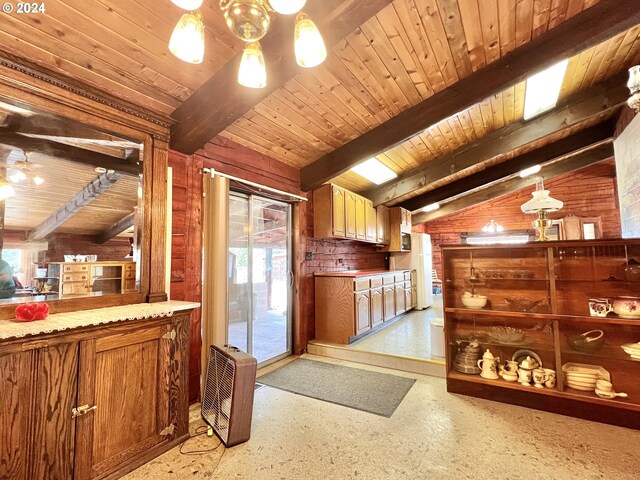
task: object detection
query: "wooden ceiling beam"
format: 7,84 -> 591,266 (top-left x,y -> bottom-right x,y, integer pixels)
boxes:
169,0 -> 394,154
95,211 -> 134,244
398,120 -> 615,212
300,0 -> 640,191
28,172 -> 122,240
367,73 -> 628,207
411,142 -> 614,225
0,132 -> 139,176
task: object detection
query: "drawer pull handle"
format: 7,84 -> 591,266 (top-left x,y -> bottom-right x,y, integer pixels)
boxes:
72,404 -> 97,418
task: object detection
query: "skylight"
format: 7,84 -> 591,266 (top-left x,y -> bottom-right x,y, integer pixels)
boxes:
350,158 -> 397,185
523,60 -> 569,121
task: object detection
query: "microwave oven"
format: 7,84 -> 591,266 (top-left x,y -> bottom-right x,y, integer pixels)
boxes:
401,232 -> 411,251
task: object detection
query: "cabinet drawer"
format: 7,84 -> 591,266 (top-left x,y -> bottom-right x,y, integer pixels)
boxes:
354,278 -> 370,291
404,271 -> 411,281
125,270 -> 135,279
383,274 -> 395,285
394,273 -> 405,283
404,281 -> 411,289
63,273 -> 88,282
370,276 -> 383,288
63,264 -> 89,273
125,263 -> 136,271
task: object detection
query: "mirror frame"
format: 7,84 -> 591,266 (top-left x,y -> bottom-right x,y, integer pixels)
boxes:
0,51 -> 170,319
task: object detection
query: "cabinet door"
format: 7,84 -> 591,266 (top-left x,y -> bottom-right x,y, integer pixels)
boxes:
383,286 -> 395,321
395,284 -> 406,315
382,207 -> 390,244
0,342 -> 78,480
370,287 -> 384,327
355,196 -> 366,240
345,190 -> 356,239
355,291 -> 371,336
365,199 -> 376,242
74,322 -> 172,479
411,286 -> 417,308
405,287 -> 413,311
332,185 -> 346,237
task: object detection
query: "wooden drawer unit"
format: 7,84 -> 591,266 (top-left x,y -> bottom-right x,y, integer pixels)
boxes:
382,274 -> 396,285
354,278 -> 370,292
64,264 -> 90,273
125,270 -> 136,280
64,273 -> 89,282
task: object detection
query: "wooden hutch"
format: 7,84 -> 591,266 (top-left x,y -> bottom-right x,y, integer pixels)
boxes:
0,52 -> 194,480
442,239 -> 640,429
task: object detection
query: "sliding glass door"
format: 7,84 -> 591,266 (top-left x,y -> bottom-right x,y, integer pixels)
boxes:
227,192 -> 292,365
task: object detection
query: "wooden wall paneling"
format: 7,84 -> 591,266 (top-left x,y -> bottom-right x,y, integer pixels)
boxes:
292,201 -> 307,355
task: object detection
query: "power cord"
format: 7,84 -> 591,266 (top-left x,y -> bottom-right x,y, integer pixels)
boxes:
179,425 -> 225,455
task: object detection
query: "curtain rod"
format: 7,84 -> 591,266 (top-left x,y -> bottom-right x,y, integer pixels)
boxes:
201,168 -> 308,202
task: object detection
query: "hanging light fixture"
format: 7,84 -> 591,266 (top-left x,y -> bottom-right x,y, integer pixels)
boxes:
482,219 -> 504,233
171,0 -> 203,10
168,1 -> 326,87
628,65 -> 640,112
521,177 -> 563,241
294,12 -> 326,68
169,10 -> 206,64
8,169 -> 27,183
238,42 -> 267,89
0,179 -> 15,201
269,0 -> 306,15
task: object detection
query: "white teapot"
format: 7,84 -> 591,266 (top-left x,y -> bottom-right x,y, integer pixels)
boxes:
477,349 -> 500,380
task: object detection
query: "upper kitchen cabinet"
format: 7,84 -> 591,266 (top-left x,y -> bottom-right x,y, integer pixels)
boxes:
383,207 -> 413,253
313,184 -> 386,246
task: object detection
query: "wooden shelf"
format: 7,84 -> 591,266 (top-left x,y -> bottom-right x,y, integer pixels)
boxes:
447,371 -> 640,410
446,307 -> 640,325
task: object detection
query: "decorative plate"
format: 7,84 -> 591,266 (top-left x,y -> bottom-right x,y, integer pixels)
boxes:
511,349 -> 543,368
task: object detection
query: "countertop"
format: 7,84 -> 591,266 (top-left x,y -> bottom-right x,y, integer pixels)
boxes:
314,269 -> 411,278
0,300 -> 200,341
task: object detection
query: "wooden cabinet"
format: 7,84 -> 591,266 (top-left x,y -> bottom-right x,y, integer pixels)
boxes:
345,189 -> 356,239
376,205 -> 390,245
313,184 -> 385,245
49,261 -> 137,298
0,342 -> 78,480
365,199 -> 376,242
355,196 -> 366,240
443,240 -> 640,430
395,283 -> 406,315
354,291 -> 371,336
385,207 -> 412,252
0,311 -> 192,480
315,271 -> 414,344
370,287 -> 384,327
383,285 -> 396,321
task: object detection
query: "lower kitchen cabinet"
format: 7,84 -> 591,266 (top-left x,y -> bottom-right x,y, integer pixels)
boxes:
0,311 -> 191,480
315,270 -> 414,344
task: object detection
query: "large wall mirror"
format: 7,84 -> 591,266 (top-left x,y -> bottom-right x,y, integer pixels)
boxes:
0,95 -> 144,305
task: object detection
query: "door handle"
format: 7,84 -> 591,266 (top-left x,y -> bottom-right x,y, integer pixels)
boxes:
72,404 -> 97,418
288,271 -> 294,288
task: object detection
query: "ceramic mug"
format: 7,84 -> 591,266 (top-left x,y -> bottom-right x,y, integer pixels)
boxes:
589,298 -> 612,317
532,368 -> 547,388
543,369 -> 556,388
505,360 -> 519,373
517,368 -> 532,386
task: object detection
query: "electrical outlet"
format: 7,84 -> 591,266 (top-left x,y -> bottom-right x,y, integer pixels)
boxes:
338,258 -> 343,264
305,252 -> 313,261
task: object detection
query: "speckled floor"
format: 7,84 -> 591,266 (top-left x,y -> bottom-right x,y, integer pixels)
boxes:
124,354 -> 640,480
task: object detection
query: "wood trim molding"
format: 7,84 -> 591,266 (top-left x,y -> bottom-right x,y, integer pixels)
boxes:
299,0 -> 640,191
0,56 -> 170,317
0,49 -> 172,133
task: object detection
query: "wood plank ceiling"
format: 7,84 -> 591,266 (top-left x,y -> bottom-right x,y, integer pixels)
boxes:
1,0 -> 639,212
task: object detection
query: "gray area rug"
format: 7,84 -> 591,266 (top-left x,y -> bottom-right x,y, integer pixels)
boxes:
257,359 -> 416,417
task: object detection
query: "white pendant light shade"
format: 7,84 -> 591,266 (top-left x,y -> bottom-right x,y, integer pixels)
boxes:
0,179 -> 15,201
8,170 -> 27,183
171,0 -> 203,10
238,42 -> 267,88
269,0 -> 306,15
520,190 -> 563,214
294,12 -> 326,68
169,11 -> 205,64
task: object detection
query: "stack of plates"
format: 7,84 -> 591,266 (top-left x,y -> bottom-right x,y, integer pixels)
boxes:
562,363 -> 611,392
454,342 -> 481,375
621,343 -> 640,360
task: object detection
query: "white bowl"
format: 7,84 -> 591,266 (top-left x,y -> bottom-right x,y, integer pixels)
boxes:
461,295 -> 487,309
611,297 -> 640,319
64,255 -> 75,262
